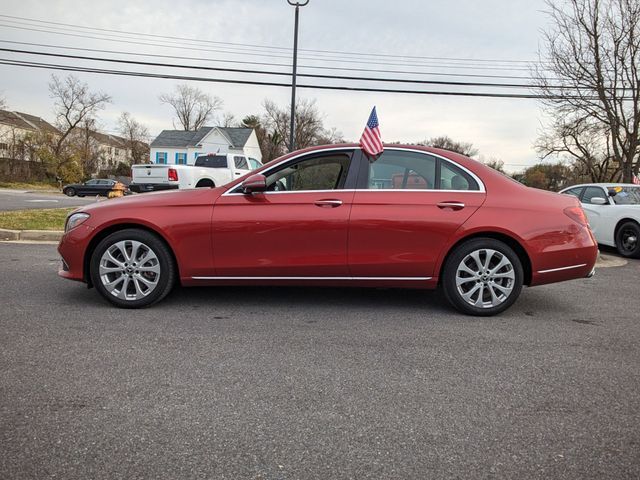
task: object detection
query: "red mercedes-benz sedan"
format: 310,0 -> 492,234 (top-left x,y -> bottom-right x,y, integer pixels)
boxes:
58,144 -> 597,316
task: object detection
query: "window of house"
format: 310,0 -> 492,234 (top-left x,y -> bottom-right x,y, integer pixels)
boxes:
0,142 -> 8,151
156,152 -> 167,164
176,152 -> 187,165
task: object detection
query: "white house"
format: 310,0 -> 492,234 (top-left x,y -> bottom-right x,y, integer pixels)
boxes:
149,127 -> 262,165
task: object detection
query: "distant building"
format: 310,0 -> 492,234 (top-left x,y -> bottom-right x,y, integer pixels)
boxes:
0,109 -> 59,161
149,127 -> 262,165
86,131 -> 130,171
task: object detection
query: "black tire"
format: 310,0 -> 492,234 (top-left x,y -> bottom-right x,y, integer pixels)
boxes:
615,221 -> 640,258
195,179 -> 215,188
90,228 -> 176,308
442,238 -> 524,316
64,187 -> 75,197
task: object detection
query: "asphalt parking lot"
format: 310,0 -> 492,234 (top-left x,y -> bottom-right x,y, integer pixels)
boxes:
0,189 -> 97,211
1,242 -> 639,479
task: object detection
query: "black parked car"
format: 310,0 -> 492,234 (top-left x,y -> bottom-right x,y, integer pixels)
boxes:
63,179 -> 120,197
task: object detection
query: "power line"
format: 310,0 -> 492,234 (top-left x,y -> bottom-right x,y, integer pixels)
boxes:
0,57 -> 602,100
0,22 -> 536,72
0,13 -> 545,66
3,46 -> 630,94
0,47 -> 549,90
0,39 -> 550,81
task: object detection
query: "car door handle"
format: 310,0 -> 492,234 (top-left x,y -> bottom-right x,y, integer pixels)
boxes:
314,199 -> 343,208
235,172 -> 242,175
437,201 -> 465,210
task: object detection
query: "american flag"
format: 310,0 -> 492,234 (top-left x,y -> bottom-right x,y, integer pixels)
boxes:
633,173 -> 640,185
359,107 -> 384,158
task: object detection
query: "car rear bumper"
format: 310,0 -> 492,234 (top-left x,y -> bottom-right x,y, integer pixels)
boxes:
129,183 -> 179,193
529,226 -> 598,286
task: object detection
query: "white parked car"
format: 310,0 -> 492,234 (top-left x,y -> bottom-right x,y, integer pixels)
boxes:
129,154 -> 262,193
560,183 -> 640,258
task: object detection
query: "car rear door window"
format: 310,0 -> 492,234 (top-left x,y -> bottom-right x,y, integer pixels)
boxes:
563,187 -> 584,199
367,151 -> 436,190
439,160 -> 479,191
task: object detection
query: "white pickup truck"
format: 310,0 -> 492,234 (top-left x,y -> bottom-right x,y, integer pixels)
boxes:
129,154 -> 262,193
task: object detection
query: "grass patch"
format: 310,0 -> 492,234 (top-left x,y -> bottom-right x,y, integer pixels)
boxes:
0,208 -> 75,231
0,181 -> 59,191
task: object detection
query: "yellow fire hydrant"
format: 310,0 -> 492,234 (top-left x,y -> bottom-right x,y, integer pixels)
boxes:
108,182 -> 127,199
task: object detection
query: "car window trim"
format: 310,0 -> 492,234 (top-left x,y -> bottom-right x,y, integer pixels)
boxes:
224,148 -> 358,195
222,147 -> 486,196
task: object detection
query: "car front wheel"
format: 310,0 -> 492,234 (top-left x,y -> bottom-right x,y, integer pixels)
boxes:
64,187 -> 75,197
442,238 -> 524,316
90,228 -> 176,308
615,221 -> 640,258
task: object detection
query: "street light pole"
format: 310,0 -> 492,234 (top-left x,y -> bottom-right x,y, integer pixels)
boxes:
287,0 -> 309,152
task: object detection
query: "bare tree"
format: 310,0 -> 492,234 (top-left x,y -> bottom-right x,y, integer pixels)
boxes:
480,156 -> 506,173
36,74 -> 110,182
159,84 -> 223,131
0,94 -> 6,110
49,74 -> 111,158
118,112 -> 150,164
419,135 -> 479,157
262,98 -> 327,153
533,0 -> 640,182
221,112 -> 237,128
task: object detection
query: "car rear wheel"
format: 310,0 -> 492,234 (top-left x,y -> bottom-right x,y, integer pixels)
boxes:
90,228 -> 176,308
442,238 -> 523,316
64,187 -> 75,197
615,221 -> 640,258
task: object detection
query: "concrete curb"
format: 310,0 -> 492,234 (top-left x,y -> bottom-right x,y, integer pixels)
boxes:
0,228 -> 63,242
596,252 -> 628,268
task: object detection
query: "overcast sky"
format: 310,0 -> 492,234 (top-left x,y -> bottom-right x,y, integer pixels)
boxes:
0,0 -> 553,171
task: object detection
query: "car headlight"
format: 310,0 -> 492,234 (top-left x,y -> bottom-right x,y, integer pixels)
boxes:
65,212 -> 90,232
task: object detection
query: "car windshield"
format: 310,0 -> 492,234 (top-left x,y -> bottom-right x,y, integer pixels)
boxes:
609,186 -> 640,205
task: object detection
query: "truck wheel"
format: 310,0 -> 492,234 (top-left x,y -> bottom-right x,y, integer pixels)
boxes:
195,179 -> 215,188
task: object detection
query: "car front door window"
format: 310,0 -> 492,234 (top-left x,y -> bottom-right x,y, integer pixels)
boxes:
265,154 -> 351,192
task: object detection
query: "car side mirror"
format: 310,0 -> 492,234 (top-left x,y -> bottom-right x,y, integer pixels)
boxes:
590,197 -> 607,205
241,173 -> 267,194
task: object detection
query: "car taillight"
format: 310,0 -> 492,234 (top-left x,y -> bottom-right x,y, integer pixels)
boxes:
168,168 -> 178,182
564,206 -> 589,227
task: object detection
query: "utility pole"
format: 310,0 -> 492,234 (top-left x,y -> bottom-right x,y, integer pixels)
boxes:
287,0 -> 309,152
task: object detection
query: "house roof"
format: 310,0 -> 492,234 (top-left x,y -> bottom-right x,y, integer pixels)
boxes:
89,130 -> 128,148
0,109 -> 59,134
150,127 -> 253,148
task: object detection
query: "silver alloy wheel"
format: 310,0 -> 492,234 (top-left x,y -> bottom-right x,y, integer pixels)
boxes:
455,248 -> 515,308
98,240 -> 161,301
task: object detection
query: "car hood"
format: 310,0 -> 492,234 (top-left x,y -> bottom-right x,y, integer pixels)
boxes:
75,187 -> 223,215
